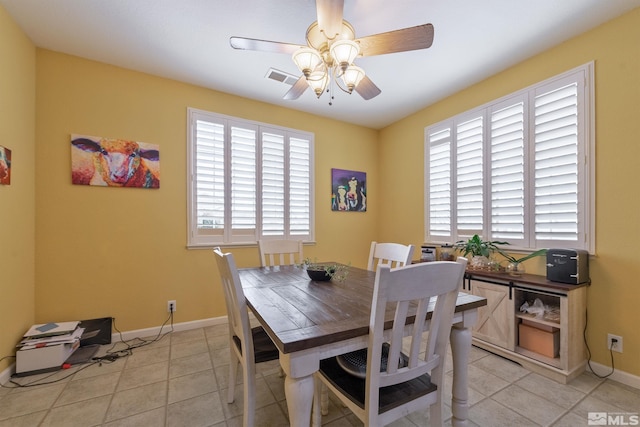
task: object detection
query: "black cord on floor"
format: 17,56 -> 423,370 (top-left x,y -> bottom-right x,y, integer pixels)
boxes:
1,311 -> 175,389
5,358 -> 99,388
96,311 -> 174,362
583,309 -> 615,379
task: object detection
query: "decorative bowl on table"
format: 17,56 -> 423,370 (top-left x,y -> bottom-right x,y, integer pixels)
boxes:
306,268 -> 333,281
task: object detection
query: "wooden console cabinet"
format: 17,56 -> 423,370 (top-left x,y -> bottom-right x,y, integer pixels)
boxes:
464,270 -> 588,384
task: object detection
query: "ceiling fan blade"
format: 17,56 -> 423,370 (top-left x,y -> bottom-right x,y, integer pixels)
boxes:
357,24 -> 434,57
355,76 -> 381,100
316,0 -> 344,39
230,36 -> 304,55
283,76 -> 309,100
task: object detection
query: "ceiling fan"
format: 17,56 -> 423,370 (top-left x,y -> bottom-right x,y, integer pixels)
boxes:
229,0 -> 434,103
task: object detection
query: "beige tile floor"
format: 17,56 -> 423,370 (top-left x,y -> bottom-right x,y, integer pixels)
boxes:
1,323 -> 638,426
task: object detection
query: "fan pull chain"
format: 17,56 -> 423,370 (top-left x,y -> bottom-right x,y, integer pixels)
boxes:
328,72 -> 335,106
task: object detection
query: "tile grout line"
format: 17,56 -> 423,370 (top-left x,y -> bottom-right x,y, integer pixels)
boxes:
164,331 -> 173,427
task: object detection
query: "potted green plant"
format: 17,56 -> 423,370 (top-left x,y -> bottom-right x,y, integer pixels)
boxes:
496,248 -> 547,276
298,258 -> 350,282
454,234 -> 509,269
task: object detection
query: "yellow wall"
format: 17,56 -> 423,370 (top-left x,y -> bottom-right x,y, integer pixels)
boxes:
379,8 -> 640,375
34,50 -> 379,332
0,6 -> 36,372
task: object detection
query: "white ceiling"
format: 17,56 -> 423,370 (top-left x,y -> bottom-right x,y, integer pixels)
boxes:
2,0 -> 640,129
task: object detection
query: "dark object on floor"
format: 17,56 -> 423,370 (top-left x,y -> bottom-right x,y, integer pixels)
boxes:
79,317 -> 113,346
65,344 -> 100,365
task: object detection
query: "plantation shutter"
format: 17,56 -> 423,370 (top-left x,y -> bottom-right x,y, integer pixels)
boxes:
533,78 -> 581,245
194,119 -> 225,235
456,116 -> 484,238
427,127 -> 452,238
490,99 -> 526,244
230,124 -> 257,239
261,131 -> 285,236
424,63 -> 592,252
289,137 -> 311,236
188,108 -> 314,246
260,131 -> 312,237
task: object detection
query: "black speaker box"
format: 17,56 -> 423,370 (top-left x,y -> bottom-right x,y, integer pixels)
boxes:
546,249 -> 589,284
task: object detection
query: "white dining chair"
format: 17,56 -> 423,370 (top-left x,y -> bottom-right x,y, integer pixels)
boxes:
312,257 -> 468,427
367,241 -> 415,271
316,240 -> 415,415
258,239 -> 304,267
213,248 -> 280,427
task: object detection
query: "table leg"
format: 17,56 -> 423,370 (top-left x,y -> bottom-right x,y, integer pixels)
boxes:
280,354 -> 317,427
450,324 -> 472,427
284,374 -> 314,426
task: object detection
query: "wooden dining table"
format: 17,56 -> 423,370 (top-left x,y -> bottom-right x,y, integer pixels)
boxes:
238,264 -> 487,427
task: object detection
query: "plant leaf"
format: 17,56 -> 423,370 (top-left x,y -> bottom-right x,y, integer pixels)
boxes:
497,248 -> 547,264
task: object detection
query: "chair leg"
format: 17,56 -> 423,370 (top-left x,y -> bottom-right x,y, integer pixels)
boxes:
243,363 -> 256,427
429,400 -> 443,426
228,349 -> 239,403
320,383 -> 329,415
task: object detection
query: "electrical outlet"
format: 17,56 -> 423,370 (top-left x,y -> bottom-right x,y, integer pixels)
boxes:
607,333 -> 622,353
167,300 -> 176,313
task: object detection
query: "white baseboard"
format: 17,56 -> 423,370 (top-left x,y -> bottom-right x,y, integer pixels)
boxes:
109,316 -> 228,342
587,361 -> 640,390
1,316 -> 228,386
0,366 -> 13,386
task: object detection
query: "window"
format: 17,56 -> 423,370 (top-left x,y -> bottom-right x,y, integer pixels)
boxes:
187,108 -> 314,247
425,63 -> 594,252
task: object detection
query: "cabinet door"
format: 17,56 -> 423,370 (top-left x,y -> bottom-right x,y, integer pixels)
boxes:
471,280 -> 515,350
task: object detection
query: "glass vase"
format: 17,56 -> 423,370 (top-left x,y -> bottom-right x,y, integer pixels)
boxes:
506,262 -> 525,276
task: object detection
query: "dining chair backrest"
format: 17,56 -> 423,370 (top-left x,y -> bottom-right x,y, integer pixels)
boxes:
258,239 -> 304,267
213,247 -> 279,427
314,257 -> 467,426
214,247 -> 252,356
367,241 -> 415,271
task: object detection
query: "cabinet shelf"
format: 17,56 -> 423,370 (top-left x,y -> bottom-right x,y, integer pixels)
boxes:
515,313 -> 559,328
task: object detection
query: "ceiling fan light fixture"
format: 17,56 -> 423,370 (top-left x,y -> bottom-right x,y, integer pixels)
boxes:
307,70 -> 329,98
305,21 -> 356,51
231,1 -> 435,104
330,39 -> 359,71
292,47 -> 323,77
341,65 -> 365,93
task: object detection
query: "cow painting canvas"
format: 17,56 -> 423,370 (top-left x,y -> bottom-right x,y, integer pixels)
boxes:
71,134 -> 160,188
331,168 -> 366,212
0,145 -> 11,185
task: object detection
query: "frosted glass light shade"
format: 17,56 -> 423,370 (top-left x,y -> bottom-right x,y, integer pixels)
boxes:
307,70 -> 329,98
330,40 -> 360,71
341,65 -> 365,92
292,48 -> 322,77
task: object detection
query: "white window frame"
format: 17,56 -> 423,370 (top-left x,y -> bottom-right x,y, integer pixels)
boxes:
187,108 -> 315,248
424,63 -> 595,253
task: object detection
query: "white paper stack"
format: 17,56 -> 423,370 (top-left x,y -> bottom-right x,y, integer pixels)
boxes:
16,321 -> 84,373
